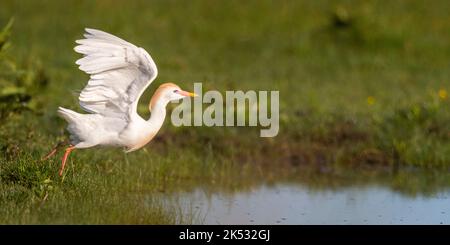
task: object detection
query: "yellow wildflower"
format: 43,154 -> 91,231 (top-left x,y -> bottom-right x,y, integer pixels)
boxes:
438,89 -> 447,100
367,96 -> 375,105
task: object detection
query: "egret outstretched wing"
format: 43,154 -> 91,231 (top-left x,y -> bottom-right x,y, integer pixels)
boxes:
74,28 -> 158,120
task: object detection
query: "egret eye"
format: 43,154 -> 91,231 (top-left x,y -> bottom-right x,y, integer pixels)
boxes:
173,89 -> 179,93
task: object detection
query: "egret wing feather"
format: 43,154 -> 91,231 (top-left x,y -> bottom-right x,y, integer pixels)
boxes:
74,28 -> 158,123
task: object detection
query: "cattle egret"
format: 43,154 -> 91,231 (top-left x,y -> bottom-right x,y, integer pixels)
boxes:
44,28 -> 196,176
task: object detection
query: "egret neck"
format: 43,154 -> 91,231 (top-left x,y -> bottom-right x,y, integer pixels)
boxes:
125,104 -> 167,153
147,101 -> 167,131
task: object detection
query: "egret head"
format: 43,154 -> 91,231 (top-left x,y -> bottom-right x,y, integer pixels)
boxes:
149,82 -> 196,111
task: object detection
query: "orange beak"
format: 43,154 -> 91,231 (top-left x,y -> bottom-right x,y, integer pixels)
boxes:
177,90 -> 197,97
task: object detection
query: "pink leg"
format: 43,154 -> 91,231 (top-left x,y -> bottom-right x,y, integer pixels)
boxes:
41,140 -> 69,161
41,148 -> 58,161
59,145 -> 75,176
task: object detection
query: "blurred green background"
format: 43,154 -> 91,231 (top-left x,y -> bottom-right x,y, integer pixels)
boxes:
0,0 -> 449,224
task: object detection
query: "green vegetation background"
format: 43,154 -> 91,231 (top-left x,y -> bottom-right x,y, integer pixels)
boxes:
0,0 -> 449,224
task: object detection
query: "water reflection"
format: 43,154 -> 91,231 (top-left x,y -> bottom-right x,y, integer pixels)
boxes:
170,185 -> 450,224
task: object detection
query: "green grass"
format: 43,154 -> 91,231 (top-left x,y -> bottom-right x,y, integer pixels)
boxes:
0,0 -> 449,223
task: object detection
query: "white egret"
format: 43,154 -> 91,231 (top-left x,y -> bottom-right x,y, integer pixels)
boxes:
44,28 -> 196,176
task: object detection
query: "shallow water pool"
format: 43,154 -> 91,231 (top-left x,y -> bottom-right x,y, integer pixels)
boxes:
170,184 -> 450,224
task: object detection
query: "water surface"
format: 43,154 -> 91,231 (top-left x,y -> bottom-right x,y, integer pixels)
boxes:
170,184 -> 450,224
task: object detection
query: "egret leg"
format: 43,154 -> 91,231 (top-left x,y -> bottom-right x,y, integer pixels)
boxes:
41,140 -> 69,161
59,145 -> 75,176
41,148 -> 58,161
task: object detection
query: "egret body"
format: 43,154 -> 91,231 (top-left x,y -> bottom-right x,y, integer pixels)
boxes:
46,28 -> 196,176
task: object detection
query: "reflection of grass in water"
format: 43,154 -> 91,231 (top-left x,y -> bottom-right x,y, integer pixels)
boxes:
0,0 -> 449,223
